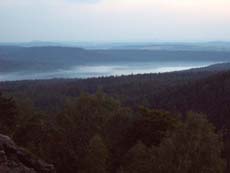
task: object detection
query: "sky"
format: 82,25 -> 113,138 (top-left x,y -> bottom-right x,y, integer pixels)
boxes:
0,0 -> 230,42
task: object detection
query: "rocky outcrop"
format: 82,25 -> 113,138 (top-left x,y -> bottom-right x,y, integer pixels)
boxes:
0,134 -> 55,173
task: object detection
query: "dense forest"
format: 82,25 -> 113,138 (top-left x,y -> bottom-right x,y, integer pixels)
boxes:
0,63 -> 230,172
0,91 -> 226,173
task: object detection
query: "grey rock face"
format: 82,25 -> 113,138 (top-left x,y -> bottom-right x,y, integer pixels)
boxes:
0,134 -> 55,173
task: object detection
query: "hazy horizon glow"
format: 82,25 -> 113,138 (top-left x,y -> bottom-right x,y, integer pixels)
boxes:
0,61 -> 219,81
1,0 -> 230,42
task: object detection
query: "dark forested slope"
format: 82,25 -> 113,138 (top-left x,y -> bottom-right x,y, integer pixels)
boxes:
1,63 -> 230,111
150,71 -> 230,128
1,64 -> 230,173
0,70 -> 218,111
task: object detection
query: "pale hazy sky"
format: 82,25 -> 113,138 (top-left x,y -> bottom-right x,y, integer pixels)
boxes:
1,0 -> 230,42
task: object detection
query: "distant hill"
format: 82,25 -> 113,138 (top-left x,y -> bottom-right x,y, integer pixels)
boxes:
1,46 -> 230,73
1,41 -> 230,50
186,62 -> 230,72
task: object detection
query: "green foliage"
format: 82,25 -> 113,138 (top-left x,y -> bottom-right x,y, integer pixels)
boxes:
151,112 -> 226,173
0,91 -> 226,173
130,107 -> 179,146
0,92 -> 18,135
53,93 -> 122,172
121,141 -> 151,173
80,135 -> 109,173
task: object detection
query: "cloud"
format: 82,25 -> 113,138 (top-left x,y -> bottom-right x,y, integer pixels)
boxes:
0,0 -> 230,42
65,0 -> 102,3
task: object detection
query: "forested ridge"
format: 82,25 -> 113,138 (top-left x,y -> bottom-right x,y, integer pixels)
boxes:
1,45 -> 230,73
1,64 -> 230,172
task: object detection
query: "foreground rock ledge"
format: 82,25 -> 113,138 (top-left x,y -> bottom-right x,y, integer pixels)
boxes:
0,134 -> 55,173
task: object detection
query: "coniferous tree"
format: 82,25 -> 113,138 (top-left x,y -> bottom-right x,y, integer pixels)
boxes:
0,92 -> 18,135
